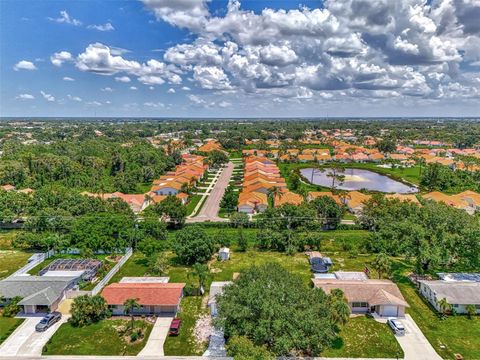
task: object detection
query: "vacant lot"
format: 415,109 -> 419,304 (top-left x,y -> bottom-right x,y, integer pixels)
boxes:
323,316 -> 403,358
0,250 -> 31,279
43,319 -> 152,356
0,317 -> 24,345
0,230 -> 19,249
210,250 -> 311,284
163,296 -> 208,356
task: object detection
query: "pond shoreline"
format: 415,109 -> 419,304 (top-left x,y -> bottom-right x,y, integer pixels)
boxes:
298,165 -> 419,194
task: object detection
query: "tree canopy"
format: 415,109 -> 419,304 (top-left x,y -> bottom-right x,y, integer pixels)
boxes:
172,226 -> 216,265
358,197 -> 480,273
215,263 -> 346,357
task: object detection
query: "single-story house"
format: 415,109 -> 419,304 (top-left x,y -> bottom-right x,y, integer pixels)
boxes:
344,191 -> 372,215
237,192 -> 268,214
208,281 -> 232,317
0,275 -> 79,314
313,278 -> 409,317
418,279 -> 480,315
274,191 -> 304,207
101,282 -> 185,316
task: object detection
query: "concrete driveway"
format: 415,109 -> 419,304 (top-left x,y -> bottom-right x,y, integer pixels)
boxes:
394,314 -> 442,360
137,317 -> 172,356
0,315 -> 68,356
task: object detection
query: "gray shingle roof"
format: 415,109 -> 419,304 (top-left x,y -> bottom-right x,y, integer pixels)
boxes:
419,280 -> 480,304
0,276 -> 78,306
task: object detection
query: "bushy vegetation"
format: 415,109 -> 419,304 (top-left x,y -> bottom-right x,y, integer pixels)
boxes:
70,295 -> 110,327
216,263 -> 349,357
0,139 -> 172,193
358,197 -> 480,273
172,226 -> 216,265
420,163 -> 480,193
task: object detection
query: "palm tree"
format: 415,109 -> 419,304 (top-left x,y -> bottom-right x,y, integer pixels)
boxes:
123,298 -> 141,330
309,167 -> 324,184
267,186 -> 282,206
438,298 -> 452,316
466,304 -> 476,319
372,253 -> 391,279
332,300 -> 351,326
326,163 -> 345,191
188,263 -> 210,294
298,188 -> 309,201
413,156 -> 426,177
144,193 -> 153,207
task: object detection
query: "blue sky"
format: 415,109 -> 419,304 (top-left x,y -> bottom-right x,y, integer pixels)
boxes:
1,0 -> 479,117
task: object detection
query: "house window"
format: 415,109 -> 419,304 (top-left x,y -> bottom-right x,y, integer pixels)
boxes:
352,302 -> 368,308
453,304 -> 458,308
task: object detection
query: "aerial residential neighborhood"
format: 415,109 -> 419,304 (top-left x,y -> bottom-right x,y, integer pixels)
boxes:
0,118 -> 478,360
1,0 -> 480,360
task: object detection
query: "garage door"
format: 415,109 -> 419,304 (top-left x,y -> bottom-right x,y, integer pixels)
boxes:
382,305 -> 398,316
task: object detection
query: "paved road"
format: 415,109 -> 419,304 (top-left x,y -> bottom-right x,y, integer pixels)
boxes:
187,162 -> 234,223
137,317 -> 172,356
0,316 -> 68,356
395,315 -> 442,360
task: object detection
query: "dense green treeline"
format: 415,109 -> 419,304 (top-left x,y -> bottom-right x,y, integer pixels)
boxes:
0,139 -> 172,192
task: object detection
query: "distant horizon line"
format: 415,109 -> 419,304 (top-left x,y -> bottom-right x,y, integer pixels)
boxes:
1,116 -> 479,121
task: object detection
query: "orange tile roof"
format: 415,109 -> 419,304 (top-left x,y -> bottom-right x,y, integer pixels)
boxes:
102,283 -> 185,306
298,154 -> 315,161
274,191 -> 304,207
345,191 -> 372,208
198,140 -> 222,152
423,191 -> 469,208
307,191 -> 342,204
385,193 -> 420,205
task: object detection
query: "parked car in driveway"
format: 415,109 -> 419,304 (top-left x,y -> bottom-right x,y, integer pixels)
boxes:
168,318 -> 182,336
387,317 -> 405,335
35,312 -> 61,332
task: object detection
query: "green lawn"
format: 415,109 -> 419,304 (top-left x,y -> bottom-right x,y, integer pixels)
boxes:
0,250 -> 31,280
323,316 -> 403,358
0,230 -> 19,249
342,212 -> 356,220
108,252 -> 150,284
210,250 -> 312,284
0,317 -> 24,345
43,319 -> 152,356
186,194 -> 202,216
397,278 -> 480,360
163,296 -> 208,356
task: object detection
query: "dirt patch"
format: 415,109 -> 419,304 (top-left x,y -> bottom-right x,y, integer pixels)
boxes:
105,255 -> 122,262
194,315 -> 212,343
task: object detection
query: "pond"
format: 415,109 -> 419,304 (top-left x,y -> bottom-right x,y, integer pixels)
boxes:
300,168 -> 418,193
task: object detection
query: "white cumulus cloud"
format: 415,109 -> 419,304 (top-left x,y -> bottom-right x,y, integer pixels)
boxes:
13,60 -> 37,71
40,91 -> 55,102
51,51 -> 73,66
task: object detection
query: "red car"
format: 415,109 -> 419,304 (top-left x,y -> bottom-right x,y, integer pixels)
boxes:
169,318 -> 182,336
